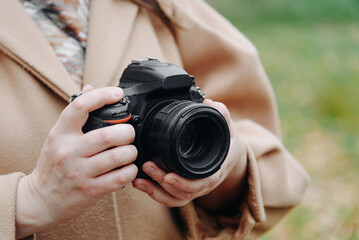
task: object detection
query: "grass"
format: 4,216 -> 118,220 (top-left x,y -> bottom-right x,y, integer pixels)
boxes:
206,0 -> 359,239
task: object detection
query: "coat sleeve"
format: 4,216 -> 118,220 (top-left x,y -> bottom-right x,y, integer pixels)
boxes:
156,0 -> 310,239
0,172 -> 25,240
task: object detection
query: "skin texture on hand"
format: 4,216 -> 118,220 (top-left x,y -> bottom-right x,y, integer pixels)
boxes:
132,99 -> 248,212
16,90 -> 247,238
15,85 -> 139,239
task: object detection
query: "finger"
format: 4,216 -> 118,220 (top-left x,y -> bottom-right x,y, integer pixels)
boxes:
82,84 -> 95,93
203,99 -> 231,124
60,87 -> 124,132
143,161 -> 214,193
143,162 -> 198,200
85,145 -> 138,177
142,161 -> 167,184
163,172 -> 217,194
91,163 -> 138,196
132,178 -> 189,208
78,124 -> 135,156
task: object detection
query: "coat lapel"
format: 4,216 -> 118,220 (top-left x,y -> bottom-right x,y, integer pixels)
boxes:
0,0 -> 139,100
0,0 -> 79,102
83,0 -> 139,88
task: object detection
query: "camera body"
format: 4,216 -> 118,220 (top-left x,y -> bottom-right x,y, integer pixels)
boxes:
82,58 -> 230,179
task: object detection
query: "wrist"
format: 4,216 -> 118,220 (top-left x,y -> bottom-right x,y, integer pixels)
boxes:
195,134 -> 248,213
15,174 -> 54,239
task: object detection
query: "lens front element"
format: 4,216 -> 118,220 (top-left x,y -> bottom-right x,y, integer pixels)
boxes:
178,118 -> 208,159
146,101 -> 230,179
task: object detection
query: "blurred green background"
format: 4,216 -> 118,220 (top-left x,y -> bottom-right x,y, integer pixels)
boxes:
206,0 -> 359,239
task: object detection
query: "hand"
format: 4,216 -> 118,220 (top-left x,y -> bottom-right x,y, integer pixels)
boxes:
16,85 -> 138,239
132,99 -> 247,211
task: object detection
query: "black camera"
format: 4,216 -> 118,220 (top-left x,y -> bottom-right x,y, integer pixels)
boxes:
82,58 -> 230,179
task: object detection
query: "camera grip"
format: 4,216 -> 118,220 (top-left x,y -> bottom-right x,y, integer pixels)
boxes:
82,101 -> 131,133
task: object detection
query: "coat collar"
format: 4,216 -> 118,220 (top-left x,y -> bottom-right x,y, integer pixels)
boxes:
0,0 -> 139,102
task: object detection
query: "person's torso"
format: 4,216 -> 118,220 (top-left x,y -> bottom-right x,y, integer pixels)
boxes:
0,0 -> 185,239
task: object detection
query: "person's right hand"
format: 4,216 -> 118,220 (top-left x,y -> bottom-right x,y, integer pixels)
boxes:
15,85 -> 138,239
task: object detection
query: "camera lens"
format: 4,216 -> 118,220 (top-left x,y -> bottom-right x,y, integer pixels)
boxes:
145,101 -> 230,179
178,119 -> 206,158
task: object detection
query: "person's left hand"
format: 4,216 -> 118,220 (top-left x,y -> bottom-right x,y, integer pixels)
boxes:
132,99 -> 247,209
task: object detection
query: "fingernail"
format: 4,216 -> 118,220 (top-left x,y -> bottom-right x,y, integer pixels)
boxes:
144,166 -> 155,176
136,184 -> 146,192
167,178 -> 178,186
111,88 -> 123,98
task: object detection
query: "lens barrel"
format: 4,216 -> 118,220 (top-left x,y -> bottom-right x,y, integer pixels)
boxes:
146,101 -> 230,179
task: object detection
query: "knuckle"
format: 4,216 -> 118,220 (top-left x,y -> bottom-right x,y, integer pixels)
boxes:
178,180 -> 189,191
154,173 -> 164,184
114,172 -> 129,186
93,90 -> 108,103
54,147 -> 72,165
110,149 -> 121,165
95,88 -> 112,102
98,88 -> 109,98
147,188 -> 155,198
98,128 -> 113,145
65,167 -> 82,181
71,98 -> 86,112
47,122 -> 68,144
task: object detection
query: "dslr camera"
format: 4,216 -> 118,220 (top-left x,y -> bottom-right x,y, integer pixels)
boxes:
82,58 -> 230,179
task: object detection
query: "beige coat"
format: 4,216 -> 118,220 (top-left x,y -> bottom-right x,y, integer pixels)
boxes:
0,0 -> 310,239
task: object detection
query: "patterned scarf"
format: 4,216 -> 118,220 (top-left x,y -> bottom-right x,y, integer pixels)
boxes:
19,0 -> 91,87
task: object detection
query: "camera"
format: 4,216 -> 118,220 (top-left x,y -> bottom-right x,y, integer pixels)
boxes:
82,58 -> 230,179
